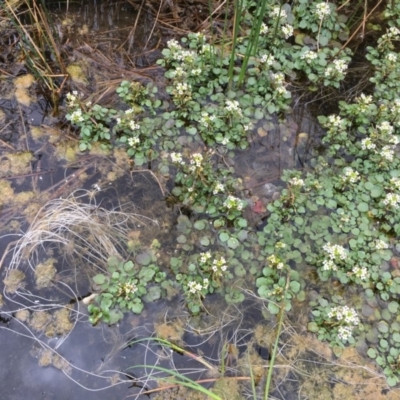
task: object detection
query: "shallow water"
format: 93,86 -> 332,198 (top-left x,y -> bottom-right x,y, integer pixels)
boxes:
1,2 -> 394,399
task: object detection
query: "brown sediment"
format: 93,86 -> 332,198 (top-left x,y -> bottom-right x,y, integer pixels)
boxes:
35,258 -> 57,289
3,269 -> 25,293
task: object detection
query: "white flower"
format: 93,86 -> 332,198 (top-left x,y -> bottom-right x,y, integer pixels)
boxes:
342,167 -> 360,183
333,59 -> 348,74
190,153 -> 203,168
377,121 -> 394,135
323,243 -> 347,260
211,256 -> 228,276
129,120 -> 140,131
200,252 -> 211,263
125,108 -> 134,115
322,259 -> 338,271
301,50 -> 318,64
375,239 -> 389,250
350,266 -> 370,280
381,146 -> 394,161
387,53 -> 397,63
271,7 -> 287,19
260,23 -> 269,35
315,2 -> 331,19
390,177 -> 400,190
338,326 -> 353,341
361,138 -> 376,150
213,182 -> 225,195
225,100 -> 243,117
281,24 -> 293,39
260,53 -> 275,65
171,152 -> 184,164
221,137 -> 230,145
289,177 -> 304,187
128,137 -> 140,147
327,114 -> 343,127
223,195 -> 243,211
69,109 -> 84,123
383,193 -> 400,208
356,93 -> 373,105
187,280 -> 203,294
167,39 -> 182,51
191,68 -> 202,76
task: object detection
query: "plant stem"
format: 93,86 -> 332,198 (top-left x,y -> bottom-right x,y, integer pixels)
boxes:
263,274 -> 289,400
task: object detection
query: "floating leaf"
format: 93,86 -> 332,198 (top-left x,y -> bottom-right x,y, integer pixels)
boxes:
219,232 -> 229,242
228,237 -> 240,249
93,274 -> 106,285
194,220 -> 206,230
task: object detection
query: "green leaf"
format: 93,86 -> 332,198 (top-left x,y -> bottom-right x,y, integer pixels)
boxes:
124,261 -> 134,272
228,237 -> 240,249
388,301 -> 399,313
194,220 -> 206,230
93,274 -> 106,285
290,281 -> 301,293
136,251 -> 153,266
357,202 -> 369,212
219,232 -> 229,242
268,302 -> 280,314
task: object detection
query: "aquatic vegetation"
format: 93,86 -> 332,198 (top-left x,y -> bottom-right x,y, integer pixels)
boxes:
3,269 -> 25,293
4,0 -> 400,397
34,258 -> 57,289
89,256 -> 166,325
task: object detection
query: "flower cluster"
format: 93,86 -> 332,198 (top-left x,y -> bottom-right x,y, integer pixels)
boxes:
348,266 -> 370,281
260,23 -> 269,35
199,251 -> 212,263
260,53 -> 275,66
171,152 -> 184,165
225,100 -> 243,117
271,72 -> 289,96
199,111 -> 216,128
314,2 -> 331,19
301,50 -> 318,64
326,114 -> 344,129
223,195 -> 244,211
375,239 -> 389,250
381,146 -> 394,161
325,59 -> 348,78
187,279 -> 209,294
361,137 -> 376,150
69,109 -> 84,123
267,254 -> 284,269
390,177 -> 400,190
337,326 -> 353,341
189,153 -> 203,171
342,167 -> 360,184
66,91 -> 80,107
171,82 -> 192,104
323,243 -> 347,261
211,256 -> 228,277
117,281 -> 137,300
128,137 -> 140,147
288,177 -> 304,187
327,305 -> 360,325
271,7 -> 287,19
381,26 -> 400,41
377,121 -> 394,135
383,192 -> 400,208
213,182 -> 225,195
281,24 -> 294,39
356,93 -> 373,105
